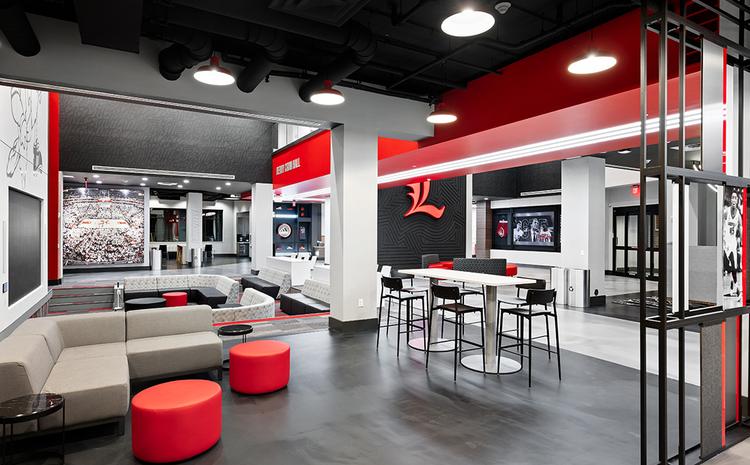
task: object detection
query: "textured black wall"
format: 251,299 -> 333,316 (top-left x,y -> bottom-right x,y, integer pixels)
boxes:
473,160 -> 561,198
378,177 -> 466,270
59,94 -> 274,183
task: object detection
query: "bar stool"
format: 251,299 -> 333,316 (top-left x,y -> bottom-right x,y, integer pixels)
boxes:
426,284 -> 486,381
498,278 -> 547,344
497,288 -> 561,387
377,276 -> 426,356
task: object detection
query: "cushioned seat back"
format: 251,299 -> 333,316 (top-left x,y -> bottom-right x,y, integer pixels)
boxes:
127,305 -> 213,339
157,275 -> 189,291
240,288 -> 269,306
214,276 -> 240,303
0,335 -> 55,402
54,312 -> 126,348
188,275 -> 219,289
421,254 -> 440,268
258,269 -> 292,294
14,318 -> 65,360
453,258 -> 506,275
301,279 -> 330,303
125,276 -> 158,291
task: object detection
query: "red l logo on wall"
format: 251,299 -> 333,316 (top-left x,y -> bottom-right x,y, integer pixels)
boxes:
404,180 -> 445,219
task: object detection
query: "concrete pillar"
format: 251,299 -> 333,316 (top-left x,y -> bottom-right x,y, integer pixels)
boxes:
321,199 -> 331,265
251,183 -> 273,271
185,192 -> 203,267
329,125 -> 378,331
561,157 -> 606,300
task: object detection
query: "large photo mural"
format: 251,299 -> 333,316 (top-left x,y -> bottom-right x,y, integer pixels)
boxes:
63,188 -> 146,266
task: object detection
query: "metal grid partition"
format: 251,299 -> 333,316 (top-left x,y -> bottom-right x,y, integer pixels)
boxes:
640,1 -> 750,464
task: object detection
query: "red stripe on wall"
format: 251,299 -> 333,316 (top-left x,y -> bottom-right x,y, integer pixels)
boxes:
722,321 -> 727,447
47,92 -> 61,283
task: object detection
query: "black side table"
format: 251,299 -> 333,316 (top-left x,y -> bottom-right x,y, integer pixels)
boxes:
217,324 -> 254,371
124,297 -> 166,311
0,393 -> 65,465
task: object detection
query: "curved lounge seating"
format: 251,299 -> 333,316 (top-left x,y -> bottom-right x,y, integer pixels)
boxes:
241,268 -> 292,299
213,288 -> 275,323
279,279 -> 330,315
124,275 -> 240,308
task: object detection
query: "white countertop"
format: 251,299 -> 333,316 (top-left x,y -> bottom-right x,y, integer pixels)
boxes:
399,268 -> 535,287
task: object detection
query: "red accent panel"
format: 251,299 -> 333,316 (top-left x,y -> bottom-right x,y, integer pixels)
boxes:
722,322 -> 726,447
378,137 -> 419,160
47,93 -> 61,282
131,380 -> 222,463
229,340 -> 290,394
272,130 -> 332,189
404,180 -> 445,219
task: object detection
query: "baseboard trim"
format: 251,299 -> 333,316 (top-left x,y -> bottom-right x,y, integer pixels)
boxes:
328,317 -> 378,333
590,295 -> 606,307
48,278 -> 62,286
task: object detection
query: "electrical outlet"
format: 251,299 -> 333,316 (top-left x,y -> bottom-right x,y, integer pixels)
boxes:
358,298 -> 364,308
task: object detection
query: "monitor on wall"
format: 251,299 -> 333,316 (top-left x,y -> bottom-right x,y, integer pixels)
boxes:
492,205 -> 561,252
9,189 -> 42,305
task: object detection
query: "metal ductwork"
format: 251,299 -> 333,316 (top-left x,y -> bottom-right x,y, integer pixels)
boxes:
161,6 -> 287,93
158,27 -> 212,81
168,0 -> 376,101
0,0 -> 40,57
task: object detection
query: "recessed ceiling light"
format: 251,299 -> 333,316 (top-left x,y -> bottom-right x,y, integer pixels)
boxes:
617,149 -> 632,154
92,174 -> 100,178
441,8 -> 495,37
194,56 -> 235,86
157,182 -> 178,186
310,80 -> 345,105
123,180 -> 129,183
225,182 -> 231,186
95,180 -> 102,184
568,54 -> 617,75
141,177 -> 148,181
484,197 -> 489,200
183,180 -> 190,184
63,175 -> 74,179
216,186 -> 222,190
140,182 -> 146,186
178,184 -> 183,188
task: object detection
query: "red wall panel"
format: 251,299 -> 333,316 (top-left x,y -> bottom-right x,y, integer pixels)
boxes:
47,92 -> 61,284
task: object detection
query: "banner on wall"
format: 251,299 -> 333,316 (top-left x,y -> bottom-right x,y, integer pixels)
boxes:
722,186 -> 743,307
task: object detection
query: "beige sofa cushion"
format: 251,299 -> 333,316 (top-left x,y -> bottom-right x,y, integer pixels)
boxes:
13,318 -> 65,360
126,305 -> 213,339
0,335 -> 55,403
57,342 -> 127,363
126,332 -> 221,380
41,355 -> 130,429
55,312 -> 126,348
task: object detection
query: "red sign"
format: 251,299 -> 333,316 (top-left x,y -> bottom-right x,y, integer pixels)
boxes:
497,219 -> 508,238
631,184 -> 640,197
404,180 -> 445,219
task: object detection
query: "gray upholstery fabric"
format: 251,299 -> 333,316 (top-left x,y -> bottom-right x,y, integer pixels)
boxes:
453,258 -> 506,275
13,318 -> 65,360
421,254 -> 440,268
126,305 -> 213,339
54,312 -> 126,348
0,335 -> 54,403
126,332 -> 222,380
41,355 -> 130,429
57,342 -> 127,362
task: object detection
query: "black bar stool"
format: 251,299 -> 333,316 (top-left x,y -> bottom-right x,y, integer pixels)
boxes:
498,278 -> 547,345
426,284 -> 485,381
377,276 -> 426,356
497,288 -> 561,387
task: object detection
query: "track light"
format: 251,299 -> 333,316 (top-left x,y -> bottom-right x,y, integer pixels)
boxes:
310,80 -> 345,105
194,56 -> 235,86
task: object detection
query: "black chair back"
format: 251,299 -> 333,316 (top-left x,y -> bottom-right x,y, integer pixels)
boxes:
421,254 -> 440,268
526,288 -> 556,305
389,269 -> 411,279
382,276 -> 404,291
431,284 -> 461,301
453,258 -> 506,275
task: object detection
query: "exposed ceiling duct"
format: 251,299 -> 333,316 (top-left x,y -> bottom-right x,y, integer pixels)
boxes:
168,0 -> 375,101
0,0 -> 41,57
157,27 -> 213,81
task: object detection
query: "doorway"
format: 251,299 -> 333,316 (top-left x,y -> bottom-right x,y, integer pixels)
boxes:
611,205 -> 659,279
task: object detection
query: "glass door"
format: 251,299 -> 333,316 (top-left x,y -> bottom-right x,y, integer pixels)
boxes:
612,205 -> 658,279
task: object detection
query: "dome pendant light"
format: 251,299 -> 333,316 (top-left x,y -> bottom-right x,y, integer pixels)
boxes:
427,103 -> 458,124
441,7 -> 495,37
194,55 -> 235,86
567,53 -> 617,74
310,80 -> 345,105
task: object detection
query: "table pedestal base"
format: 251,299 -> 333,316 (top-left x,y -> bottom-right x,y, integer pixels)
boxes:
408,337 -> 455,352
460,354 -> 522,374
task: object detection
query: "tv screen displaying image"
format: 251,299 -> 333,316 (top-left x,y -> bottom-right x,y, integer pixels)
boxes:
512,210 -> 557,248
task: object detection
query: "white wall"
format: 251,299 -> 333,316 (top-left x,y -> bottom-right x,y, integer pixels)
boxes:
604,180 -> 658,270
202,200 -> 235,255
0,87 -> 49,333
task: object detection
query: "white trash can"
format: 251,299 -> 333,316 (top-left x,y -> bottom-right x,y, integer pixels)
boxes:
567,268 -> 590,308
550,267 -> 567,306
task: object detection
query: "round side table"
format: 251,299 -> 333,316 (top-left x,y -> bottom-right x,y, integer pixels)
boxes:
124,297 -> 166,311
217,324 -> 254,371
0,393 -> 65,465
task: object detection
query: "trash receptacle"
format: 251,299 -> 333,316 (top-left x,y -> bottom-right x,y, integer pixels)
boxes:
113,282 -> 124,311
551,267 -> 567,306
567,269 -> 590,308
151,248 -> 162,271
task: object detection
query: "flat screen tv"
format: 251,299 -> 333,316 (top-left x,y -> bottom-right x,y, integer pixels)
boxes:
9,189 -> 42,305
492,205 -> 561,252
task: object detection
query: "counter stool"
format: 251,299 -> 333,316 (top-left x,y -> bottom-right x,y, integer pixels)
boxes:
377,276 -> 426,356
497,289 -> 561,387
498,278 -> 547,345
426,284 -> 485,381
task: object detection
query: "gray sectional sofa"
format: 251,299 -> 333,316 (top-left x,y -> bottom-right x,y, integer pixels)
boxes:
124,275 -> 240,308
213,288 -> 275,323
241,268 -> 292,299
0,305 -> 222,434
279,279 -> 330,315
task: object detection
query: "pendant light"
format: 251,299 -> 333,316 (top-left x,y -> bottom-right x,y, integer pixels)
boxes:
441,7 -> 495,37
310,80 -> 345,105
567,0 -> 616,75
427,102 -> 458,124
194,55 -> 235,86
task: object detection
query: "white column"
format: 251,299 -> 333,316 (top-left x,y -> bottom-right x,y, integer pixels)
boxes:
329,125 -> 378,329
185,192 -> 203,266
322,199 -> 331,265
251,183 -> 274,271
561,157 -> 606,299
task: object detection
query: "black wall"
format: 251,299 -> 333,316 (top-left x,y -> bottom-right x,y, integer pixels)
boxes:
378,177 -> 466,270
59,94 -> 274,183
9,189 -> 41,305
473,161 -> 561,198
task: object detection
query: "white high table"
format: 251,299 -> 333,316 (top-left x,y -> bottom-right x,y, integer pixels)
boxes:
399,268 -> 535,374
266,256 -> 312,287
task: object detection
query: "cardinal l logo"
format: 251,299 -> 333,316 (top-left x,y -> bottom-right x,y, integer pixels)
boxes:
404,180 -> 445,219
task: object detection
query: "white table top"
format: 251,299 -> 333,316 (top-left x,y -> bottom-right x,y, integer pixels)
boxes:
399,268 -> 535,287
268,256 -> 310,263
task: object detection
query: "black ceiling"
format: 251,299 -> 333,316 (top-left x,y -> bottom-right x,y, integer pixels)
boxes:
17,0 -> 638,102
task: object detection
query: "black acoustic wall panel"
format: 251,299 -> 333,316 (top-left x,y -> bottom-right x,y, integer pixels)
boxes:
378,177 -> 466,270
9,189 -> 41,305
473,160 -> 561,198
59,94 -> 274,183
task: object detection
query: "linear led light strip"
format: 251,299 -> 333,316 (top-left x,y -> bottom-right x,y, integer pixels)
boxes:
92,165 -> 235,180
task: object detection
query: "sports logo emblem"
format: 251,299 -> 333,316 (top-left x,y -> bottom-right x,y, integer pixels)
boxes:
404,180 -> 445,219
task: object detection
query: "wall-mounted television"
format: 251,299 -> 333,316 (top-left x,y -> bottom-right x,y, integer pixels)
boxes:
492,205 -> 561,252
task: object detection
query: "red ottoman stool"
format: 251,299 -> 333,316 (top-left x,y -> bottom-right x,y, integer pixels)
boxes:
506,264 -> 518,277
131,380 -> 222,463
162,291 -> 188,307
230,340 -> 290,394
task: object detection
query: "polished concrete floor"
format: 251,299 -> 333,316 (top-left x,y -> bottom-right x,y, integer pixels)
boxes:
19,329 -> 702,465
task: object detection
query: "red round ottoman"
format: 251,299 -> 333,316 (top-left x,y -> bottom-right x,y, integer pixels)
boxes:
162,291 -> 188,307
230,340 -> 290,394
131,380 -> 222,463
506,264 -> 518,276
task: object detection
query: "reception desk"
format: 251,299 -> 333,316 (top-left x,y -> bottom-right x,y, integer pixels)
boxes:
266,256 -> 312,287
